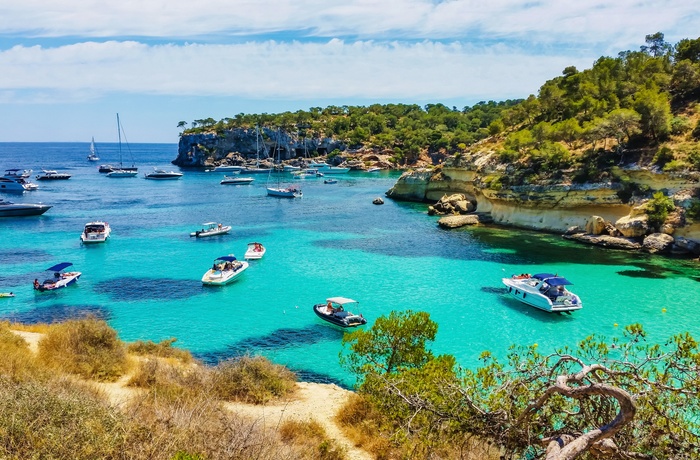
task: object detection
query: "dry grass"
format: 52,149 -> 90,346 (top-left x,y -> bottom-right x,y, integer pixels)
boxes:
279,419 -> 348,460
127,337 -> 194,363
209,354 -> 297,404
0,323 -> 47,382
0,320 -> 51,334
336,393 -> 501,460
37,316 -> 128,381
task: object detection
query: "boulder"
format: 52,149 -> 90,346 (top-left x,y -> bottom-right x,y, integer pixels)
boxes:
673,236 -> 700,255
437,215 -> 480,228
585,216 -> 606,235
642,233 -> 675,254
564,226 -> 584,235
660,223 -> 675,235
615,215 -> 650,238
564,233 -> 642,250
454,200 -> 475,213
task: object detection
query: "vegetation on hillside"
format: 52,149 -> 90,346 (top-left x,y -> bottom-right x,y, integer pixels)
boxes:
179,33 -> 700,177
338,311 -> 700,460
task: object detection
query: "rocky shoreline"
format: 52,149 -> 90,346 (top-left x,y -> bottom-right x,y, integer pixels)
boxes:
386,169 -> 700,259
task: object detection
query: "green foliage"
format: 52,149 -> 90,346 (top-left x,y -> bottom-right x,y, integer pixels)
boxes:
692,119 -> 700,140
127,337 -> 193,362
343,311 -> 700,460
340,310 -> 437,379
653,146 -> 675,166
687,199 -> 700,220
645,191 -> 676,229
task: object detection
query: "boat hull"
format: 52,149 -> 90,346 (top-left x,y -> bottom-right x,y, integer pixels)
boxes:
145,174 -> 182,180
221,177 -> 254,185
35,273 -> 81,291
244,244 -> 266,260
0,204 -> 52,217
267,187 -> 302,198
190,226 -> 231,237
313,304 -> 367,328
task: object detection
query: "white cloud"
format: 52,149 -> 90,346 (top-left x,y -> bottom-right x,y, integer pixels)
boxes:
0,40 -> 585,102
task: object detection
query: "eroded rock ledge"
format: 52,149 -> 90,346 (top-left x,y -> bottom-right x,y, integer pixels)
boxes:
386,166 -> 700,257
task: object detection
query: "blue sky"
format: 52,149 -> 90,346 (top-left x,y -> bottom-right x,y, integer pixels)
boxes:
1,1 -> 698,143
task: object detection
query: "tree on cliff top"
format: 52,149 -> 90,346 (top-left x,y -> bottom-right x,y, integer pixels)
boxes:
341,311 -> 700,460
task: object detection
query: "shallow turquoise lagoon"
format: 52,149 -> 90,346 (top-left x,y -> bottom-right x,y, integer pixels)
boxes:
1,142 -> 698,386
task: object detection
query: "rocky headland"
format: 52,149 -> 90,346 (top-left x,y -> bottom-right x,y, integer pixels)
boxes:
386,157 -> 700,258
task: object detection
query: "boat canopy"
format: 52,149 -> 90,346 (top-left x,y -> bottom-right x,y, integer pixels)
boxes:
532,273 -> 557,280
546,277 -> 573,286
47,262 -> 73,272
202,222 -> 217,226
327,296 -> 358,305
215,256 -> 237,262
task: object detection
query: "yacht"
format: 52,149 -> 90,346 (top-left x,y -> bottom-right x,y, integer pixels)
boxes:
293,168 -> 324,179
502,273 -> 583,313
213,165 -> 244,172
36,169 -> 71,180
201,255 -> 249,285
0,199 -> 52,217
80,221 -> 111,244
0,172 -> 38,192
107,169 -> 138,178
144,168 -> 183,180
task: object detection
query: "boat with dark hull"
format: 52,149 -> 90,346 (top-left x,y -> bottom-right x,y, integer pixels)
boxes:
313,297 -> 367,328
0,199 -> 51,217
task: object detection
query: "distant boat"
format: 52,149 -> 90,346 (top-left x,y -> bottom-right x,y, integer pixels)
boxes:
221,176 -> 254,185
1,170 -> 38,192
190,222 -> 231,238
201,255 -> 249,285
107,113 -> 138,178
144,168 -> 183,180
313,297 -> 367,328
323,178 -> 338,184
36,169 -> 71,180
502,273 -> 583,313
367,167 -> 382,172
242,126 -> 271,173
88,137 -> 100,161
267,128 -> 302,198
244,242 -> 266,260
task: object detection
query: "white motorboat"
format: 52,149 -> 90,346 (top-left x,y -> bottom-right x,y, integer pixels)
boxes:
36,169 -> 71,180
33,262 -> 81,292
293,168 -> 324,179
0,199 -> 52,217
502,272 -> 583,313
190,222 -> 231,238
267,186 -> 303,198
313,297 -> 367,328
323,178 -> 338,184
202,255 -> 249,285
308,161 -> 329,168
80,221 -> 111,244
244,242 -> 266,260
4,169 -> 32,178
144,168 -> 183,180
221,176 -> 254,185
367,167 -> 382,172
213,165 -> 244,172
321,166 -> 350,174
107,169 -> 138,177
0,177 -> 37,192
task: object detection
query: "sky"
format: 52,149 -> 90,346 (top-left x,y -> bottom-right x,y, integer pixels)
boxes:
0,1 -> 698,143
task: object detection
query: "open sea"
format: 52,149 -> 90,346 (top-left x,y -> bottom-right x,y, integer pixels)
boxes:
1,142 -> 699,387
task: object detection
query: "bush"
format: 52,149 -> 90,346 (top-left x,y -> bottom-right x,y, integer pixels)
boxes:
646,191 -> 675,228
653,146 -> 674,167
279,419 -> 347,460
127,338 -> 193,363
209,355 -> 297,404
38,317 -> 127,381
0,323 -> 45,381
687,199 -> 700,220
692,119 -> 700,140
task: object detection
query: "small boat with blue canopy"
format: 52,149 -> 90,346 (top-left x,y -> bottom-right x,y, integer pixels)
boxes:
502,272 -> 583,313
201,255 -> 249,285
33,262 -> 82,292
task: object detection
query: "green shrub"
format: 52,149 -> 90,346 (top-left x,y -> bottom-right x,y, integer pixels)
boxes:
662,159 -> 686,172
653,146 -> 674,167
127,338 -> 193,363
687,199 -> 700,220
646,191 -> 675,228
692,119 -> 700,140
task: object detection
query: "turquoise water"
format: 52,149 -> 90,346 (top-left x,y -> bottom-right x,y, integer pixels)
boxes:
1,142 -> 698,386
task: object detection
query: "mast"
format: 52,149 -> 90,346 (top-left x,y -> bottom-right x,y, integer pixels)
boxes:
117,113 -> 122,168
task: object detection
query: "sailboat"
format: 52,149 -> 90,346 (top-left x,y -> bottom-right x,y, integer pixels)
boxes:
241,126 -> 270,174
107,114 -> 138,178
266,128 -> 302,198
87,137 -> 100,161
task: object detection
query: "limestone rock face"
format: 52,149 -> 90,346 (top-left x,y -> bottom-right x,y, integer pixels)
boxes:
437,215 -> 480,228
615,215 -> 650,238
585,216 -> 606,235
642,233 -> 675,253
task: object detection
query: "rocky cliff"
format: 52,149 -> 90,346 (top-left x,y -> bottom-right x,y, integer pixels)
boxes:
173,128 -> 345,167
386,165 -> 700,254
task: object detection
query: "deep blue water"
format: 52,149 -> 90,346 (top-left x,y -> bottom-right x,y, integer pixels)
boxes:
1,142 -> 698,387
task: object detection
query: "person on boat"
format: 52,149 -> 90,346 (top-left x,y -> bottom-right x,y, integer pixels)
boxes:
33,279 -> 40,289
218,223 -> 222,229
326,301 -> 333,314
254,243 -> 262,252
